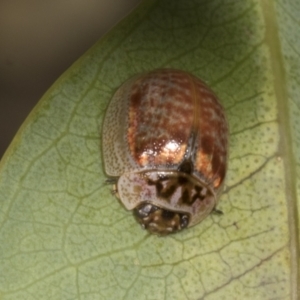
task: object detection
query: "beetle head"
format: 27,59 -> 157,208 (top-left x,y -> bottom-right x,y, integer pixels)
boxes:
133,202 -> 189,235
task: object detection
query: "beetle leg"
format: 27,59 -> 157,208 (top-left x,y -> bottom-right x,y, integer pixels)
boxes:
105,178 -> 118,185
212,207 -> 223,215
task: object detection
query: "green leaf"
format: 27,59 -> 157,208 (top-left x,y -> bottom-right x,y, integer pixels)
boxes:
0,0 -> 299,299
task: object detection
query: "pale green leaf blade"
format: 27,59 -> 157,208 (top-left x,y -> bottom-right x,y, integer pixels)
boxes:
0,0 -> 298,299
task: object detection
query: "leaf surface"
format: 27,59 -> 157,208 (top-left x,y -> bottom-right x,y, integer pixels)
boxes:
0,0 -> 299,299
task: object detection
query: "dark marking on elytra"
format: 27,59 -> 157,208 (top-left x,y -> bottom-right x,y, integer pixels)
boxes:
178,158 -> 194,174
156,181 -> 163,194
148,178 -> 177,199
192,193 -> 203,202
195,185 -> 202,193
181,189 -> 190,203
178,176 -> 188,184
147,174 -> 209,205
160,184 -> 177,198
193,193 -> 206,202
190,185 -> 206,201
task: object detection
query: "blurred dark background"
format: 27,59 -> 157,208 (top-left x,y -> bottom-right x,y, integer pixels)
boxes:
0,0 -> 142,159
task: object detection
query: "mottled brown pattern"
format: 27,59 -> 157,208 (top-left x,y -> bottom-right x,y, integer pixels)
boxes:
126,69 -> 228,189
127,70 -> 195,167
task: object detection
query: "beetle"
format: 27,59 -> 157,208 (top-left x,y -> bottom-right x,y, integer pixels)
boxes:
102,69 -> 228,235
